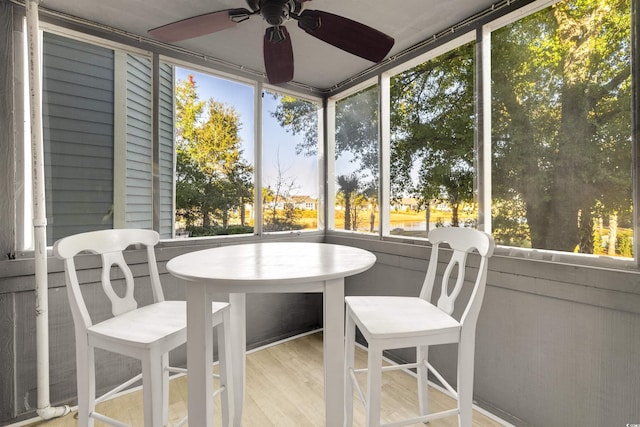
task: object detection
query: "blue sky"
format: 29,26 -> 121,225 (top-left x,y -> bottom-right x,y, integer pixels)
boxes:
175,67 -> 319,197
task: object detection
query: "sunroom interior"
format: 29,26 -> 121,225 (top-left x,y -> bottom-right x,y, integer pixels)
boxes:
1,0 -> 639,425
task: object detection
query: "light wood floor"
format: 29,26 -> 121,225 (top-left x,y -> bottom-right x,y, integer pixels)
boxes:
25,332 -> 505,427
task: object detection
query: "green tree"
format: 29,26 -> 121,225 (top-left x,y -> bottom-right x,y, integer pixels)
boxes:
175,76 -> 254,232
271,94 -> 318,156
274,88 -> 380,232
390,42 -> 476,227
274,87 -> 379,177
336,174 -> 361,230
271,0 -> 632,256
492,0 -> 632,252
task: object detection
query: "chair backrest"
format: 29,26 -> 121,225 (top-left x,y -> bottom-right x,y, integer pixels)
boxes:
420,227 -> 495,330
53,229 -> 163,330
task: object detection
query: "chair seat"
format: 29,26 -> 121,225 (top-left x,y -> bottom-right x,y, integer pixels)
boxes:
89,300 -> 230,349
345,296 -> 460,340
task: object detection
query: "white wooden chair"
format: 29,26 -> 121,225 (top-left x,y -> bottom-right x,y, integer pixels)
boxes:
344,227 -> 495,427
53,229 -> 233,427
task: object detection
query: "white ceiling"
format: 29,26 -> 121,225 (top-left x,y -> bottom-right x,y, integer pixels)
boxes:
37,0 -> 498,90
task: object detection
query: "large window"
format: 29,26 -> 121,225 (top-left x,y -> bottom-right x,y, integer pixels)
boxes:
333,85 -> 380,234
33,29 -> 322,245
490,0 -> 632,257
20,0 -> 636,265
389,39 -> 477,238
262,91 -> 319,232
173,68 -> 255,237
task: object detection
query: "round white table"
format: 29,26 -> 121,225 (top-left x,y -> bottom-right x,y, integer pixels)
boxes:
166,241 -> 376,426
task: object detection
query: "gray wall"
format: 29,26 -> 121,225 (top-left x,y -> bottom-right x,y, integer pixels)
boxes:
0,235 -> 324,424
0,0 -> 16,260
326,233 -> 640,427
3,229 -> 640,426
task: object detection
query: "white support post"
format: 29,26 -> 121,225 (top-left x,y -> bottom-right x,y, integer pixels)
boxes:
25,0 -> 70,420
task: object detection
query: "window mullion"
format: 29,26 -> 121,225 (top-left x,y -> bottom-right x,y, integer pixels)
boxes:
379,74 -> 391,238
478,25 -> 492,234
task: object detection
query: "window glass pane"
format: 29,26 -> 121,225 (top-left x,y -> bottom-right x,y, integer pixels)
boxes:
174,69 -> 254,237
42,32 -> 114,245
390,41 -> 477,238
334,86 -> 379,233
491,0 -> 632,257
262,91 -> 319,232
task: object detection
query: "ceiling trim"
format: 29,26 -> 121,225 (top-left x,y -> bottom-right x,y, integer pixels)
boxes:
9,0 -> 536,98
323,0 -> 537,97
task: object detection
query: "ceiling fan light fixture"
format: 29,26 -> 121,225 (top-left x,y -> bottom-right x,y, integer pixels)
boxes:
261,0 -> 292,26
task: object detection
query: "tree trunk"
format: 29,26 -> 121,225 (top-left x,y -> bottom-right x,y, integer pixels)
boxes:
222,208 -> 229,229
425,203 -> 431,233
351,205 -> 359,230
451,204 -> 459,227
203,208 -> 210,227
578,207 -> 594,254
344,196 -> 351,230
545,83 -> 594,251
495,77 -> 551,249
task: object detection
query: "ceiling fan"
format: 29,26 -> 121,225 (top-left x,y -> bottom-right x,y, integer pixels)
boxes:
148,0 -> 395,84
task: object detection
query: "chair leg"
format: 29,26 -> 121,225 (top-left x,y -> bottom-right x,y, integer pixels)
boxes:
218,308 -> 235,427
366,342 -> 383,427
161,352 -> 170,427
417,345 -> 429,418
76,344 -> 95,427
141,350 -> 165,427
344,312 -> 356,427
457,340 -> 475,427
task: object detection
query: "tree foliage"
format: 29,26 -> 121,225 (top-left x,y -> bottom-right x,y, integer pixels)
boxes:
274,87 -> 380,227
491,0 -> 631,252
272,0 -> 632,255
336,174 -> 360,230
175,76 -> 253,232
271,94 -> 318,156
390,42 -> 476,227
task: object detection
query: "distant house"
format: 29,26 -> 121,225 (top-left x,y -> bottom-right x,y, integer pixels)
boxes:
391,198 -> 419,212
265,195 -> 317,211
291,195 -> 317,211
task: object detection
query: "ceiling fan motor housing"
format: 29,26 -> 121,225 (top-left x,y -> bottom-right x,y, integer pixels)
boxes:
260,0 -> 303,26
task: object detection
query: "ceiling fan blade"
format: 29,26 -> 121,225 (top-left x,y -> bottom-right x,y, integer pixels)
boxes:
264,26 -> 294,84
297,10 -> 394,63
245,0 -> 259,12
148,9 -> 251,43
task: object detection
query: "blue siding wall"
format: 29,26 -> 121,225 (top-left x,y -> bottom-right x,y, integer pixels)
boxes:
125,54 -> 153,229
159,63 -> 175,238
42,32 -> 114,244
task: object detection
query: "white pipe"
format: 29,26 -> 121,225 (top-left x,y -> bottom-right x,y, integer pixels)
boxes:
25,0 -> 70,420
